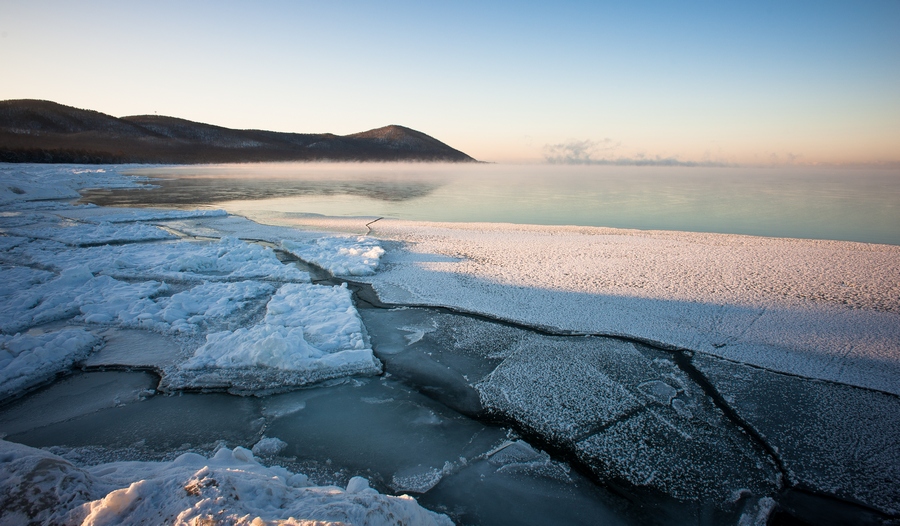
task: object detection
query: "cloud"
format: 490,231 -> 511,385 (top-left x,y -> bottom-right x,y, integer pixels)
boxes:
543,139 -> 731,167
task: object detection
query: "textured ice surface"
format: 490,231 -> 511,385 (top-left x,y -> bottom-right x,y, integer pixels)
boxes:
5,220 -> 175,246
167,282 -> 381,392
0,328 -> 100,400
354,220 -> 900,395
0,439 -> 452,526
282,235 -> 385,276
693,353 -> 900,516
477,336 -> 779,506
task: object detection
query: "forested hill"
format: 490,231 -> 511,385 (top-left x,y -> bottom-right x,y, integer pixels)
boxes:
0,100 -> 477,164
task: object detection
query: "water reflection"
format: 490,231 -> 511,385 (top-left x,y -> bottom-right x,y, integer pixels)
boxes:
78,162 -> 900,245
81,175 -> 443,207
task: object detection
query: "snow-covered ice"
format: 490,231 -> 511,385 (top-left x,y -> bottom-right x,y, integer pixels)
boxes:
282,235 -> 385,276
0,439 -> 452,526
0,329 -> 100,399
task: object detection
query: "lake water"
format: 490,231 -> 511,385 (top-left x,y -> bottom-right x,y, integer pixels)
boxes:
88,163 -> 900,245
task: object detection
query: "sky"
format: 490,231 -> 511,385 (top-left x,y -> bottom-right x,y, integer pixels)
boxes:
1,1 -> 898,165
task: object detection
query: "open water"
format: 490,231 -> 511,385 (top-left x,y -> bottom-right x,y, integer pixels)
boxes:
82,162 -> 900,245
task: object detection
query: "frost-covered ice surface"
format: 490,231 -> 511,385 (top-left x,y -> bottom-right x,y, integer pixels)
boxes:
692,354 -> 900,516
0,439 -> 452,526
359,220 -> 900,395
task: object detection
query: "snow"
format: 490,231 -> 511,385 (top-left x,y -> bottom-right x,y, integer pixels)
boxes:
359,220 -> 900,395
0,439 -> 453,526
282,236 -> 385,276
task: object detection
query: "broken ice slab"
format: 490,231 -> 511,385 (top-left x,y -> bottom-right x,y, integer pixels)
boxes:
262,376 -> 508,494
359,307 -> 523,416
0,371 -> 158,437
692,353 -> 900,517
477,335 -> 780,509
4,388 -> 264,453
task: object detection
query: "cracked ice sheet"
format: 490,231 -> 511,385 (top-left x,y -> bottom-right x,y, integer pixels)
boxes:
361,220 -> 900,395
476,336 -> 778,506
3,236 -> 309,283
4,220 -> 176,245
0,164 -> 150,204
0,439 -> 452,526
692,353 -> 900,516
166,283 -> 381,392
0,329 -> 101,400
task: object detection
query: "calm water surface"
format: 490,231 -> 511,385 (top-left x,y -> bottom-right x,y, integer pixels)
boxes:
94,163 -> 900,245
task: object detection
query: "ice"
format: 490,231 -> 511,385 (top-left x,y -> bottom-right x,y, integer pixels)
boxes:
692,353 -> 900,516
476,335 -> 779,507
0,328 -> 101,400
5,220 -> 175,246
251,436 -> 287,457
0,439 -> 453,526
4,237 -> 309,284
81,330 -> 180,369
167,282 -> 381,392
282,235 -> 385,276
360,220 -> 900,395
81,280 -> 275,334
0,371 -> 158,437
262,377 -> 508,494
56,207 -> 228,224
5,390 -> 264,452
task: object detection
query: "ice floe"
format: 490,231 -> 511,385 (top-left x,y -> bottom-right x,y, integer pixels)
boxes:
0,329 -> 100,399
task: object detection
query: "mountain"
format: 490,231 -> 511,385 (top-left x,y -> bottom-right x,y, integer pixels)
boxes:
0,100 -> 477,163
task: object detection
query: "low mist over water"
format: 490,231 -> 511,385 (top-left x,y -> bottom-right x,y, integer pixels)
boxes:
82,162 -> 900,245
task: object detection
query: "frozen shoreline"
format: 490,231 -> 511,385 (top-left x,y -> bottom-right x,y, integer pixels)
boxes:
344,219 -> 899,396
2,163 -> 899,523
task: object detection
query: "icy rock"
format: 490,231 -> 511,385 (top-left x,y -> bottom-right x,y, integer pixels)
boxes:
693,353 -> 900,516
0,439 -> 453,526
251,436 -> 288,457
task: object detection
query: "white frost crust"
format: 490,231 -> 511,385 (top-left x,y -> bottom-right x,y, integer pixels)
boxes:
0,439 -> 452,526
0,329 -> 100,399
364,220 -> 900,395
282,236 -> 385,276
80,280 -> 275,334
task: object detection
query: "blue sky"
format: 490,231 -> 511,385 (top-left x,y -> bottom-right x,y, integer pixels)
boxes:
1,1 -> 898,164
